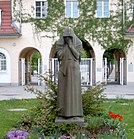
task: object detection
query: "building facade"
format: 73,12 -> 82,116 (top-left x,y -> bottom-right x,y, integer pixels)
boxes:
0,0 -> 134,86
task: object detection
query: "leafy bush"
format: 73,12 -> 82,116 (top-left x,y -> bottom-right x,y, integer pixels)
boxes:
82,83 -> 105,116
23,74 -> 58,135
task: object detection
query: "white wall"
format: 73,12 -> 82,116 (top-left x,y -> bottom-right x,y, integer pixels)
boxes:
127,39 -> 134,83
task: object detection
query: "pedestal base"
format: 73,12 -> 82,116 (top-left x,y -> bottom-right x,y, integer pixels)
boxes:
55,117 -> 85,125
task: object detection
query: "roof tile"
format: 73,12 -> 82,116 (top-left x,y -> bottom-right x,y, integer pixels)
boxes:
0,0 -> 21,37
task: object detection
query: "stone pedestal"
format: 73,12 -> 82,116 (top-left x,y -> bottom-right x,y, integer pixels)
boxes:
55,117 -> 85,126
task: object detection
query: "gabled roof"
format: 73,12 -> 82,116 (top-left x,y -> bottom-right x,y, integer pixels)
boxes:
0,0 -> 21,38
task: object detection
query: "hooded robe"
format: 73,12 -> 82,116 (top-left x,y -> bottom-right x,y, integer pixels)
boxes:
56,27 -> 83,117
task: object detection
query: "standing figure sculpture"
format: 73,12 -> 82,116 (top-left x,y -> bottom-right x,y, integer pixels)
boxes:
56,27 -> 83,119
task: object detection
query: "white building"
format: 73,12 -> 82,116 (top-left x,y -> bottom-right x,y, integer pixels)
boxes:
0,0 -> 134,86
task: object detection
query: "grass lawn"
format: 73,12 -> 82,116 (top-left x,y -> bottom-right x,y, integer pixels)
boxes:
0,98 -> 134,138
0,99 -> 40,137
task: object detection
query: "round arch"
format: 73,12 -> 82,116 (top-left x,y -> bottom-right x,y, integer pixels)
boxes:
103,48 -> 127,85
49,40 -> 96,59
19,47 -> 42,85
81,39 -> 95,58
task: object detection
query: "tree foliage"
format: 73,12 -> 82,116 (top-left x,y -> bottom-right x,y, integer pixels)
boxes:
31,52 -> 41,65
13,0 -> 132,50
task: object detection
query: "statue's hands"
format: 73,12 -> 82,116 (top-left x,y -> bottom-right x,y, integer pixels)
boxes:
68,38 -> 73,46
64,37 -> 73,47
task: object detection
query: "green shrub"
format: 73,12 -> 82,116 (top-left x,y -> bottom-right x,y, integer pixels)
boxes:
23,74 -> 58,135
82,83 -> 105,116
21,74 -> 107,137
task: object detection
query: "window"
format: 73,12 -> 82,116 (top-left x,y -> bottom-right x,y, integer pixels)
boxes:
97,0 -> 109,18
0,52 -> 6,71
65,0 -> 79,18
0,9 -> 2,26
35,1 -> 48,18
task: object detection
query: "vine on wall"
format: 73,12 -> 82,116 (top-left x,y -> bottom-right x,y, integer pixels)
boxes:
13,0 -> 132,50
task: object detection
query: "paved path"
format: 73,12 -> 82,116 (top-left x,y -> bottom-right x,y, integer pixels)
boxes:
0,84 -> 134,100
1,66 -> 134,100
103,84 -> 134,99
0,85 -> 44,100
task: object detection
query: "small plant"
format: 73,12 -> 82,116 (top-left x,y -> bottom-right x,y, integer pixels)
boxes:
98,112 -> 127,139
85,115 -> 104,129
23,73 -> 58,135
7,130 -> 29,139
84,112 -> 127,139
82,83 -> 105,116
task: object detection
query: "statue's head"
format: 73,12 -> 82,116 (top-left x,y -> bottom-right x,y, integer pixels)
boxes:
63,27 -> 74,44
57,26 -> 81,46
63,27 -> 74,37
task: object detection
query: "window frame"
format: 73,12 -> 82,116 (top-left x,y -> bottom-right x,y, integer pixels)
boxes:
96,0 -> 110,18
65,0 -> 79,18
0,52 -> 7,72
35,0 -> 48,19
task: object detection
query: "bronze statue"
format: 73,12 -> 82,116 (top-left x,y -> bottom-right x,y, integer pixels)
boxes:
56,27 -> 83,118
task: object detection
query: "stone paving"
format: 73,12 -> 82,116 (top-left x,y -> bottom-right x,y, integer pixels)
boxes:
0,84 -> 134,100
1,65 -> 134,100
0,85 -> 44,100
103,84 -> 134,99
102,65 -> 134,99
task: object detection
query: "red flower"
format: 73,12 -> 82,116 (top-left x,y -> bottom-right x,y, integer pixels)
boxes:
119,116 -> 123,122
109,111 -> 113,117
111,114 -> 116,119
109,111 -> 123,122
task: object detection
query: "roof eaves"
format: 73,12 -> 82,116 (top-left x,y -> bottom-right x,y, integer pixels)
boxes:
0,33 -> 22,38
